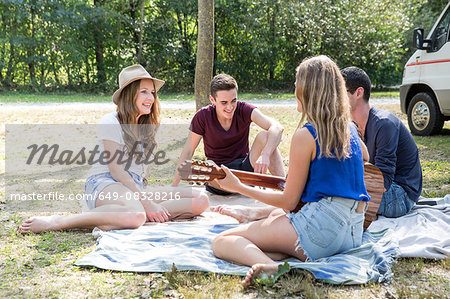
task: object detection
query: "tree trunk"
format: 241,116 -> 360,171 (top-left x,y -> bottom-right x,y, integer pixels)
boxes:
137,0 -> 144,65
194,0 -> 214,110
85,58 -> 91,85
6,42 -> 15,85
0,44 -> 4,83
39,63 -> 45,88
28,4 -> 36,88
128,0 -> 142,65
66,64 -> 72,87
268,1 -> 278,84
52,60 -> 60,85
94,0 -> 106,85
117,1 -> 123,72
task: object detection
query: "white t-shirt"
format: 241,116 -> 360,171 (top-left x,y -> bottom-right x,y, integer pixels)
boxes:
87,112 -> 148,178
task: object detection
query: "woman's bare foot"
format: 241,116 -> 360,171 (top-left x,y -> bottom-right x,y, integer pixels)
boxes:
210,205 -> 273,223
18,215 -> 64,234
242,263 -> 280,287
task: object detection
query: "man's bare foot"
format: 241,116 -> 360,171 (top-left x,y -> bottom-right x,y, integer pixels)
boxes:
210,205 -> 270,223
18,215 -> 63,234
242,263 -> 280,287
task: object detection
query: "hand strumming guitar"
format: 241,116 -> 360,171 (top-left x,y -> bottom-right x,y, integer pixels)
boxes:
214,165 -> 244,193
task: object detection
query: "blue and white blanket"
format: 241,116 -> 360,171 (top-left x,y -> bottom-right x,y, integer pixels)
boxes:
75,222 -> 398,285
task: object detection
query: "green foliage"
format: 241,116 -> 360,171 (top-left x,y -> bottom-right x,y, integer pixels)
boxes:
0,0 -> 446,92
255,261 -> 291,286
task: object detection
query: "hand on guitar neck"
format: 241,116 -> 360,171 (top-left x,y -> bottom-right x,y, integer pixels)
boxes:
177,160 -> 286,191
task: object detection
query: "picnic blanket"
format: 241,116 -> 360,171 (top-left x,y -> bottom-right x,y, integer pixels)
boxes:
368,198 -> 450,259
75,220 -> 398,285
75,190 -> 450,284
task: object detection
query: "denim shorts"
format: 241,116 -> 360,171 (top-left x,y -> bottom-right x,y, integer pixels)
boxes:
205,154 -> 254,196
287,197 -> 364,261
377,182 -> 415,218
84,172 -> 144,210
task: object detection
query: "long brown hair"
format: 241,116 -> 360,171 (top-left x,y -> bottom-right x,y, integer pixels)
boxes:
295,55 -> 351,160
116,79 -> 161,158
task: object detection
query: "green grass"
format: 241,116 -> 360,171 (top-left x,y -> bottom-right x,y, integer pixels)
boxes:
0,100 -> 448,298
0,91 -> 399,103
414,130 -> 450,197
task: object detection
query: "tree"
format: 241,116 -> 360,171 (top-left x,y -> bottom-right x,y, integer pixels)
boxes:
93,0 -> 106,85
194,0 -> 214,110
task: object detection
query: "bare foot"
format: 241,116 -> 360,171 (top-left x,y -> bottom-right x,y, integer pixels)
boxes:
242,263 -> 280,287
210,205 -> 267,223
18,215 -> 64,234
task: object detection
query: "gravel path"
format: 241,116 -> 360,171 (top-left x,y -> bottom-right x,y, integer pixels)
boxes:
1,97 -> 399,110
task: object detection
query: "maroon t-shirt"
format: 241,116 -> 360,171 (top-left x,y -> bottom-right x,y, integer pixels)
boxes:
190,101 -> 256,165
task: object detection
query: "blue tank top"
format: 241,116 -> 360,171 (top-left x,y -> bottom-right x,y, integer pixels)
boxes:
301,123 -> 370,203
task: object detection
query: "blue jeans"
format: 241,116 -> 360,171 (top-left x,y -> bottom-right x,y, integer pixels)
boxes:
377,182 -> 415,218
287,197 -> 364,261
205,155 -> 254,196
84,172 -> 144,210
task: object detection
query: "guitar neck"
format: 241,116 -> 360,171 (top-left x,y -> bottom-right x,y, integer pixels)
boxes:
228,169 -> 286,191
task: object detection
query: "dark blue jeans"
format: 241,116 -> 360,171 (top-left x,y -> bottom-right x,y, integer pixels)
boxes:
205,155 -> 254,196
377,182 -> 415,218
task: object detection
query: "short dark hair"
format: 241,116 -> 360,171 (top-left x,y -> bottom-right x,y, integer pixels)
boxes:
341,67 -> 371,102
210,74 -> 238,98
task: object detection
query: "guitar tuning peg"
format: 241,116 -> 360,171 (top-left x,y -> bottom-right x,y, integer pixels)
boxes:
188,182 -> 194,185
196,181 -> 201,185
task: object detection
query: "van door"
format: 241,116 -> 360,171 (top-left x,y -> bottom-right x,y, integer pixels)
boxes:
420,6 -> 450,114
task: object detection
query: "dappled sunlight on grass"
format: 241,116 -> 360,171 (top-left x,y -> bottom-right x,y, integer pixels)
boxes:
0,99 -> 448,298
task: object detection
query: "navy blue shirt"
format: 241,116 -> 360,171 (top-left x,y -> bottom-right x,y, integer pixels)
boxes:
364,108 -> 422,202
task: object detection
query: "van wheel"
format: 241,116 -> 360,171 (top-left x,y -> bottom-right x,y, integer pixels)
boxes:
407,92 -> 445,136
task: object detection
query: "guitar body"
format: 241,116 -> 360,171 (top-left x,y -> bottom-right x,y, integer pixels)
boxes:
178,160 -> 385,230
363,163 -> 385,230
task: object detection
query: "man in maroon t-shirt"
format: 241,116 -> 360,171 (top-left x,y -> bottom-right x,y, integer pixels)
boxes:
173,74 -> 285,195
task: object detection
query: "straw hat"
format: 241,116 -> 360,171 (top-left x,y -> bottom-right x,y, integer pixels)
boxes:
112,64 -> 165,105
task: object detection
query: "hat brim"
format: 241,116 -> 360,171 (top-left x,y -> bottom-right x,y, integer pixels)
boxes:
112,76 -> 165,105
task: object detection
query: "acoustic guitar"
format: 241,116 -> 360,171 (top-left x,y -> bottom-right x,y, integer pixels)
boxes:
178,160 -> 384,230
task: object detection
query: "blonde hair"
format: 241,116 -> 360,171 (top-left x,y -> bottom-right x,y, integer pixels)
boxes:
116,79 -> 161,158
295,55 -> 351,160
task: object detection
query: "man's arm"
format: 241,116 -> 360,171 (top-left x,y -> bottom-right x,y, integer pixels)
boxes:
250,108 -> 284,174
373,121 -> 399,190
172,131 -> 203,186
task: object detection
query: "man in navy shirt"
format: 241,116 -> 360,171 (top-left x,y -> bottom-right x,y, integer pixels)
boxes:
341,67 -> 422,217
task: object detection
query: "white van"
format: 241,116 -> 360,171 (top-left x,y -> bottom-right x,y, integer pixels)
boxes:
400,1 -> 450,135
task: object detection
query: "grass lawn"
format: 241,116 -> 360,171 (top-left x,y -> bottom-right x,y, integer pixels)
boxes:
0,90 -> 399,103
0,99 -> 449,298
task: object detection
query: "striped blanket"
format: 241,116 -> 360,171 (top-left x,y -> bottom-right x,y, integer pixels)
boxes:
75,223 -> 398,285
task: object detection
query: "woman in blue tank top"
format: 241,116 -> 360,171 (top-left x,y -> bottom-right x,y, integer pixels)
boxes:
211,55 -> 370,286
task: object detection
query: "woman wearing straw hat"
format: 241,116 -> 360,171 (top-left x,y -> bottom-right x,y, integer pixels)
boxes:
18,65 -> 209,233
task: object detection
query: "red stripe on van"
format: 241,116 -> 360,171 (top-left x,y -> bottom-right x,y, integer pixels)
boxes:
406,59 -> 450,67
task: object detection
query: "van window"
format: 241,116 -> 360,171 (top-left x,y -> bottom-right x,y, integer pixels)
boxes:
431,7 -> 450,51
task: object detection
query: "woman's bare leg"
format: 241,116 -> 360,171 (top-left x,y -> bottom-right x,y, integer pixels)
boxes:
211,213 -> 306,286
18,184 -> 147,234
210,205 -> 282,223
141,186 -> 209,220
